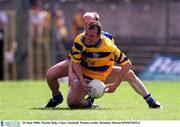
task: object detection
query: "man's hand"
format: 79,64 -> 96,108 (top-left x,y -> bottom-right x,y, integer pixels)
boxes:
71,61 -> 90,92
105,62 -> 132,93
80,80 -> 89,93
105,83 -> 118,93
68,60 -> 78,89
68,71 -> 78,89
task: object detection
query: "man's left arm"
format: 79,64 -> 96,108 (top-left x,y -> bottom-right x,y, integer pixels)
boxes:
106,45 -> 132,93
106,62 -> 132,93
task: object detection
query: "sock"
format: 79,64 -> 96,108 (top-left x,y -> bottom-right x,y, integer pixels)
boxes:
83,98 -> 93,108
52,93 -> 62,102
144,93 -> 156,105
87,96 -> 94,104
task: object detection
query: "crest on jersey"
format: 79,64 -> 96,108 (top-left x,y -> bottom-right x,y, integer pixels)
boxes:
93,53 -> 100,58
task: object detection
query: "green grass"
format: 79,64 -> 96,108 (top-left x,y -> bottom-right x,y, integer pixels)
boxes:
0,80 -> 180,120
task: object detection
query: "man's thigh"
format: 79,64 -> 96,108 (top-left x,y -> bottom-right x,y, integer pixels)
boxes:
48,59 -> 69,78
105,66 -> 122,84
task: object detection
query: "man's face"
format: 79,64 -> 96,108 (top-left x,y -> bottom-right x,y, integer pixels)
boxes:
85,28 -> 99,45
83,16 -> 96,28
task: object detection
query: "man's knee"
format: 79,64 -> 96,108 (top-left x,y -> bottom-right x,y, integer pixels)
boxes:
113,66 -> 121,74
46,68 -> 54,81
68,101 -> 80,109
46,60 -> 69,81
67,97 -> 81,109
127,70 -> 136,81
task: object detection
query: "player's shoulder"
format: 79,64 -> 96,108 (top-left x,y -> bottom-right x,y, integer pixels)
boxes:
101,35 -> 117,50
101,31 -> 113,40
74,32 -> 85,42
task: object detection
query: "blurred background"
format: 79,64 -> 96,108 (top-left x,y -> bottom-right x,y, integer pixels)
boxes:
0,0 -> 180,80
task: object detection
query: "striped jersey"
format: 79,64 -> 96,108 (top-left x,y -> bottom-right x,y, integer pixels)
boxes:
70,33 -> 131,81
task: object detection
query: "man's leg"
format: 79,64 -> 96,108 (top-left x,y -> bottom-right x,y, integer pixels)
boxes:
67,82 -> 93,109
105,66 -> 162,109
45,59 -> 69,108
124,70 -> 149,97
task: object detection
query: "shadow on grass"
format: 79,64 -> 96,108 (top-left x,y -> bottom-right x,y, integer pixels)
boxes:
30,107 -> 116,111
30,107 -> 70,110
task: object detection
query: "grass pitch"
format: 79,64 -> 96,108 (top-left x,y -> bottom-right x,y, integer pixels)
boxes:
0,80 -> 180,120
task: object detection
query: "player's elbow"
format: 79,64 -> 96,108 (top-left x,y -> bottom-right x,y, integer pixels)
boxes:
128,62 -> 132,69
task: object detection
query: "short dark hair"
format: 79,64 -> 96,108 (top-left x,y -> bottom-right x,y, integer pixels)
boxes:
87,21 -> 102,36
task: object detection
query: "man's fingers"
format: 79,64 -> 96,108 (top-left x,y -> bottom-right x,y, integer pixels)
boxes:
82,82 -> 90,93
68,80 -> 74,88
69,78 -> 78,89
104,87 -> 109,93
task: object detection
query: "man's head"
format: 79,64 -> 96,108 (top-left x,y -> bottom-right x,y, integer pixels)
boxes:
92,12 -> 99,21
82,12 -> 99,28
85,21 -> 102,45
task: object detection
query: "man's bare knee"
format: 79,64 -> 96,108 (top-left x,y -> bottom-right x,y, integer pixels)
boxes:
67,97 -> 81,109
46,68 -> 55,81
126,70 -> 136,81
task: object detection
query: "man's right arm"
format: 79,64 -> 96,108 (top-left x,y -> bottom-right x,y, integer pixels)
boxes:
68,59 -> 77,89
69,35 -> 88,91
71,61 -> 89,91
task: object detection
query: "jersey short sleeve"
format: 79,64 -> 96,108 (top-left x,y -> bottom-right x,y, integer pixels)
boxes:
111,44 -> 131,66
70,34 -> 84,63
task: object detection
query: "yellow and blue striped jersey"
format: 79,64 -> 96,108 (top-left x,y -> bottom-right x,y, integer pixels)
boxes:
101,31 -> 113,40
70,33 -> 131,81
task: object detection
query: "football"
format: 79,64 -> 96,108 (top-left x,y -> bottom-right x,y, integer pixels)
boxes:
88,79 -> 105,99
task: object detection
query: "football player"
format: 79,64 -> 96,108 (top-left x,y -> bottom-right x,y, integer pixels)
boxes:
45,12 -> 162,109
68,22 -> 131,108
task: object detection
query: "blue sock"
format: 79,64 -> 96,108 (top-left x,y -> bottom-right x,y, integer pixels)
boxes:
83,98 -> 93,108
144,94 -> 155,105
53,93 -> 62,102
